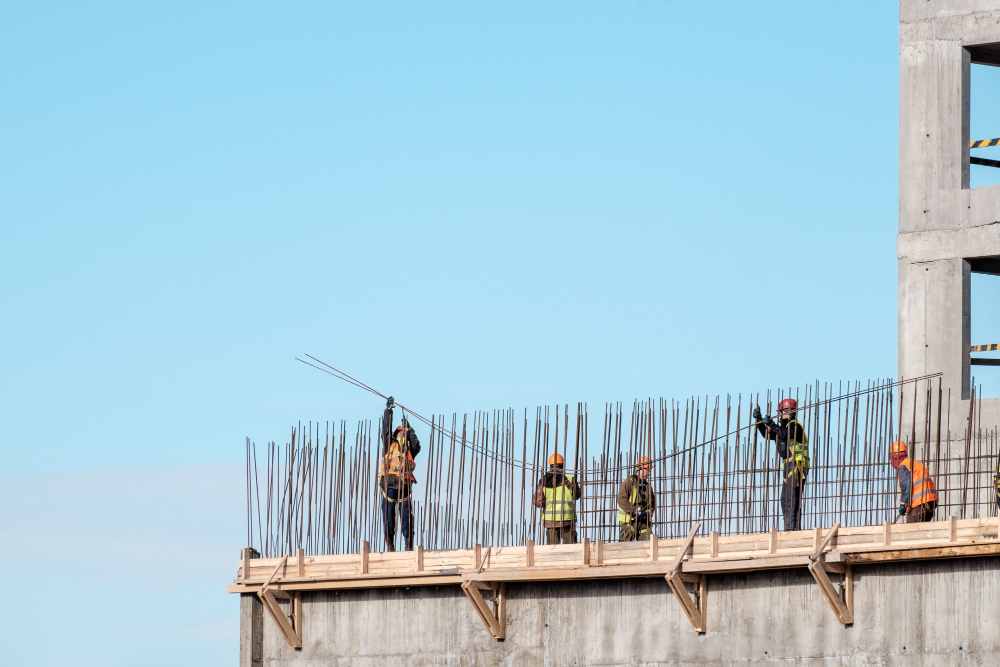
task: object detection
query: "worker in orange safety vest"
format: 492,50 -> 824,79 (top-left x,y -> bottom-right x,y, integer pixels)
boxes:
379,397 -> 421,551
889,441 -> 937,523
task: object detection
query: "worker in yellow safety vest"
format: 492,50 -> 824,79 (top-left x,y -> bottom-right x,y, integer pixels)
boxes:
531,453 -> 581,544
754,398 -> 810,531
889,441 -> 937,523
617,456 -> 656,541
379,397 -> 421,551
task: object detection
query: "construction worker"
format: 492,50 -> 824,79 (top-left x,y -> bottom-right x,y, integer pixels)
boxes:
995,462 -> 1000,514
754,398 -> 810,531
531,453 -> 581,544
379,396 -> 421,551
617,456 -> 656,541
889,441 -> 937,523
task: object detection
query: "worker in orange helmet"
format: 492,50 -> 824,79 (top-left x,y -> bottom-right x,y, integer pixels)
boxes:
617,456 -> 656,542
532,452 -> 581,544
754,398 -> 810,531
379,397 -> 421,551
889,441 -> 937,523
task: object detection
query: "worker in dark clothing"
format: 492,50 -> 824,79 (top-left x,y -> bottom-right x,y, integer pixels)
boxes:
617,456 -> 656,541
531,453 -> 582,544
754,398 -> 810,531
889,441 -> 937,523
379,396 -> 421,551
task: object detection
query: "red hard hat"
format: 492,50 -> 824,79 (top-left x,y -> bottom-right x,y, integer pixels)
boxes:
778,398 -> 797,411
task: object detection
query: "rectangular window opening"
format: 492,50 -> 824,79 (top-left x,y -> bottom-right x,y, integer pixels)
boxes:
968,52 -> 1000,189
968,257 -> 1000,398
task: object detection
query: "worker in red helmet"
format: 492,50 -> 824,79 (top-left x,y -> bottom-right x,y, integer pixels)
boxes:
532,452 -> 581,544
379,397 -> 421,551
617,456 -> 656,542
754,398 -> 811,531
889,441 -> 937,523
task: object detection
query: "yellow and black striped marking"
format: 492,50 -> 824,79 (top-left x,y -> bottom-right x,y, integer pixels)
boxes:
971,344 -> 1000,352
971,138 -> 1000,148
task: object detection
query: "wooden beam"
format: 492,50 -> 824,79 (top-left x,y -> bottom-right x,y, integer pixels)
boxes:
360,541 -> 369,574
768,527 -> 777,555
949,515 -> 957,542
293,591 -> 303,646
525,540 -> 534,567
807,559 -> 852,625
845,543 -> 1000,563
296,548 -> 305,577
596,539 -> 604,565
710,531 -> 718,558
665,570 -> 705,633
650,534 -> 659,562
473,543 -> 482,569
810,523 -> 840,561
582,538 -> 590,566
240,547 -> 251,581
258,587 -> 301,648
494,583 -> 507,641
669,524 -> 701,572
416,545 -> 424,572
229,575 -> 464,593
883,520 -> 891,546
461,581 -> 503,638
261,555 -> 287,591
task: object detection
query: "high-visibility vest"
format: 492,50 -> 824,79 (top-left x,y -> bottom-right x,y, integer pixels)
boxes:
900,458 -> 937,509
541,475 -> 576,522
617,478 -> 652,525
784,419 -> 811,479
379,440 -> 416,483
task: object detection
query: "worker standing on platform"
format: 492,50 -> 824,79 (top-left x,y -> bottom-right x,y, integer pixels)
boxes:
532,453 -> 581,544
754,398 -> 810,531
617,456 -> 656,541
889,441 -> 937,523
379,396 -> 421,551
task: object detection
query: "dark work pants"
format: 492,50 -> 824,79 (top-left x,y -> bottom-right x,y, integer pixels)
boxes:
781,473 -> 805,531
544,526 -> 577,544
906,500 -> 936,523
382,487 -> 412,550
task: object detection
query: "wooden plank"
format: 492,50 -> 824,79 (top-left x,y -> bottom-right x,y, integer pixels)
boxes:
293,591 -> 303,645
883,521 -> 891,546
845,564 -> 854,622
525,540 -> 533,567
416,546 -> 424,572
949,515 -> 957,542
650,534 -> 658,562
807,560 -> 852,625
698,574 -> 708,633
474,544 -> 482,569
582,538 -> 590,566
495,583 -> 507,640
846,543 -> 1000,563
670,524 -> 701,572
810,523 -> 840,561
361,541 -> 369,575
240,548 -> 250,581
296,548 -> 305,577
461,581 -> 502,638
261,556 -> 287,591
665,570 -> 704,632
259,588 -> 301,648
596,540 -> 603,565
228,575 -> 463,593
769,527 -> 777,555
710,532 -> 718,558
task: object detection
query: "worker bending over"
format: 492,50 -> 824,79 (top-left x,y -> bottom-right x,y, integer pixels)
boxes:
617,456 -> 656,541
379,396 -> 421,551
532,453 -> 581,544
889,441 -> 937,523
754,398 -> 810,531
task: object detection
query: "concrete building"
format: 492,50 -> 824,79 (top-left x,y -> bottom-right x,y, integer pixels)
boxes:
899,0 -> 1000,429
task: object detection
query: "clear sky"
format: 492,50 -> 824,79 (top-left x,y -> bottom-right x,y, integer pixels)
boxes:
2,1 -> 902,664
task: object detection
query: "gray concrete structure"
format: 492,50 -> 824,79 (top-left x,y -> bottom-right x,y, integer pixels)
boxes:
241,557 -> 1000,665
899,0 -> 1000,428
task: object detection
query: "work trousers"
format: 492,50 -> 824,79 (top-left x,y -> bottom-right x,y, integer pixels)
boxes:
781,473 -> 805,531
619,523 -> 650,542
906,500 -> 936,524
382,487 -> 413,551
545,525 -> 577,544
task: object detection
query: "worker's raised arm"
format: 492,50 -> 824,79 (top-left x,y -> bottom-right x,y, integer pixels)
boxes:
381,397 -> 394,454
406,425 -> 421,457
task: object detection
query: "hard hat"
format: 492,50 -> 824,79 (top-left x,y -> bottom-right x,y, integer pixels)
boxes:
636,456 -> 651,470
889,441 -> 908,456
548,453 -> 564,465
778,398 -> 797,412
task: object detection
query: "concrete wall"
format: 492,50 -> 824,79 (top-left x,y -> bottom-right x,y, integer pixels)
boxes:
899,0 -> 1000,428
241,556 -> 1000,666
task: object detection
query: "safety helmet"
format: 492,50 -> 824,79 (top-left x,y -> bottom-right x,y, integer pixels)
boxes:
778,398 -> 797,412
548,453 -> 564,465
889,441 -> 908,456
636,456 -> 651,470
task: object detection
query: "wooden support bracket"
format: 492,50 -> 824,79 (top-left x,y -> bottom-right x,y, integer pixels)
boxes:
461,580 -> 506,639
256,554 -> 303,648
807,559 -> 853,625
666,523 -> 705,633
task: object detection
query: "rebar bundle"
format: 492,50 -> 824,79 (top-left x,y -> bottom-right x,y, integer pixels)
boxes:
245,374 -> 999,557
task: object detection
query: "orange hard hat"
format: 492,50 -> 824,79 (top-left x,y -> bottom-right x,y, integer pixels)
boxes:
636,456 -> 651,470
778,398 -> 797,412
889,441 -> 908,456
548,453 -> 564,465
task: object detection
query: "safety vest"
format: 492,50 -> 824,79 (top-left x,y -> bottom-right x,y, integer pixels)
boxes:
542,475 -> 576,522
617,478 -> 652,525
784,419 -> 811,479
379,440 -> 416,483
900,458 -> 937,509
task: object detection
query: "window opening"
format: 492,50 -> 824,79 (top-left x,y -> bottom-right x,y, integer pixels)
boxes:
969,61 -> 1000,188
969,259 -> 1000,397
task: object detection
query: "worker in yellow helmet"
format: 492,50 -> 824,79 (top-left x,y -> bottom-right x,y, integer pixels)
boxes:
889,441 -> 937,523
531,453 -> 581,544
617,456 -> 656,541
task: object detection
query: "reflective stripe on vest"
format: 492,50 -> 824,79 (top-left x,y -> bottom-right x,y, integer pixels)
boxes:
901,458 -> 937,508
784,419 -> 811,479
542,474 -> 575,522
618,484 -> 639,524
379,441 -> 416,482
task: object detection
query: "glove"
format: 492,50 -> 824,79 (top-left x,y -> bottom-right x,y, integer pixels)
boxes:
636,508 -> 648,524
752,406 -> 762,422
898,503 -> 906,516
386,396 -> 395,409
763,415 -> 775,427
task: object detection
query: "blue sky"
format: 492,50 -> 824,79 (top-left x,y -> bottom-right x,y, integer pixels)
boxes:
1,1 -> 905,664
